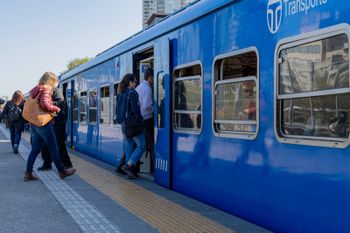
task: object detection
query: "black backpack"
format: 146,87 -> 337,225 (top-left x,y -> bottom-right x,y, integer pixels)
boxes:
7,103 -> 22,123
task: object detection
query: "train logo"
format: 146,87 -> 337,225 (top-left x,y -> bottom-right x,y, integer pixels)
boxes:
267,0 -> 282,34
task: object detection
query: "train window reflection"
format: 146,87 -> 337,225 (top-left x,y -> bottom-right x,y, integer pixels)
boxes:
88,90 -> 97,124
80,91 -> 88,123
280,94 -> 350,138
173,64 -> 202,132
279,34 -> 349,94
73,93 -> 78,122
213,50 -> 258,138
278,33 -> 350,141
100,86 -> 110,125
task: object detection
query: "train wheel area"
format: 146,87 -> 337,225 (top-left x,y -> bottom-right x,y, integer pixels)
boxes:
0,125 -> 271,233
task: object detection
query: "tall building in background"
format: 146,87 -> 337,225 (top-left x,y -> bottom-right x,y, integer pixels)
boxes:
143,0 -> 156,28
143,0 -> 197,28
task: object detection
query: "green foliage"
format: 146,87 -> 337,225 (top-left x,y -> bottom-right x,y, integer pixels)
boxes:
65,57 -> 91,72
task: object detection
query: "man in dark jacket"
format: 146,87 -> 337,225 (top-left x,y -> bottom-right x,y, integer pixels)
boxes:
37,88 -> 73,170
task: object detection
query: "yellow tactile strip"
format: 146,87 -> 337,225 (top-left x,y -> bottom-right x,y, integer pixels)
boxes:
70,154 -> 236,233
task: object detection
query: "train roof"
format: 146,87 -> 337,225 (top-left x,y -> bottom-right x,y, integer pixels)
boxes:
60,0 -> 237,82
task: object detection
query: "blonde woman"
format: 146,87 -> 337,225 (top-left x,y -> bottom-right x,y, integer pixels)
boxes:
0,90 -> 25,153
24,72 -> 76,181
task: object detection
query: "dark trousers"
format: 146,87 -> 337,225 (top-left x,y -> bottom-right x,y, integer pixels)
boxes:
144,118 -> 154,173
41,121 -> 72,168
26,123 -> 64,173
9,126 -> 22,148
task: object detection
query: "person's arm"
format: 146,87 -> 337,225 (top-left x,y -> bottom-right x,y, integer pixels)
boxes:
39,88 -> 60,113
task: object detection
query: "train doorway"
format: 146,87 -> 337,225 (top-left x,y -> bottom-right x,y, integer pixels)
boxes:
133,48 -> 155,176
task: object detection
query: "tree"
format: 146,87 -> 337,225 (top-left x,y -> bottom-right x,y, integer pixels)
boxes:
64,57 -> 91,73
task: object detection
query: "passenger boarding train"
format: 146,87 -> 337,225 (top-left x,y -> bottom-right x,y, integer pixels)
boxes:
59,0 -> 350,232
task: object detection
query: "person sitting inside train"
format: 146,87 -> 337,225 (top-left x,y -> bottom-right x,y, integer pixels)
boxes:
329,111 -> 348,138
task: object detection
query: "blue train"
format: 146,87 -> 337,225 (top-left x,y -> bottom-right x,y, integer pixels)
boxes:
59,0 -> 350,232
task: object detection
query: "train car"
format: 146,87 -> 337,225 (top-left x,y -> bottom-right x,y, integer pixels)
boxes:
59,0 -> 350,232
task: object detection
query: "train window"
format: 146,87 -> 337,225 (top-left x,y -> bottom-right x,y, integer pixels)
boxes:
173,63 -> 202,132
72,93 -> 78,122
113,83 -> 119,125
80,91 -> 88,123
213,49 -> 258,139
100,86 -> 110,125
89,90 -> 98,124
277,32 -> 350,145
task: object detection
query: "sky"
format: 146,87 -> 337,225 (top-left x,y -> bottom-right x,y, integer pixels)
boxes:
0,0 -> 142,98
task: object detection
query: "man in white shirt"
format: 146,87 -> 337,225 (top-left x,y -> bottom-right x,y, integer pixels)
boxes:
136,68 -> 154,172
136,68 -> 154,121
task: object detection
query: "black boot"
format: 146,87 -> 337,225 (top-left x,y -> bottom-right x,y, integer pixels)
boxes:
121,164 -> 138,179
37,165 -> 52,171
13,144 -> 18,154
115,153 -> 126,175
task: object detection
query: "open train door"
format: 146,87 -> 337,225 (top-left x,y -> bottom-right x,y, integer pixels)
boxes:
154,38 -> 172,188
62,80 -> 74,149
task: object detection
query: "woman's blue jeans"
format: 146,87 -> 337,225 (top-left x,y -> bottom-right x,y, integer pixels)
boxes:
9,127 -> 22,148
122,123 -> 146,166
26,123 -> 64,173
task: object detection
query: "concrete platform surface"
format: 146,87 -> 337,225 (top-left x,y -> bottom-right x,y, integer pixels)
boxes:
0,125 -> 272,233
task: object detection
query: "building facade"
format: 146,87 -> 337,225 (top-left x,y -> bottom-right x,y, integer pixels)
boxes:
143,0 -> 197,28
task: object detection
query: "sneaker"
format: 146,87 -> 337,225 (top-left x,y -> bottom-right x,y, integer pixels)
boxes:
24,172 -> 38,181
131,166 -> 140,177
13,145 -> 18,154
121,164 -> 137,179
37,165 -> 52,171
58,168 -> 76,179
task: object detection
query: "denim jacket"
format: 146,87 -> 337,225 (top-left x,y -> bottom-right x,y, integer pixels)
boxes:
115,88 -> 142,124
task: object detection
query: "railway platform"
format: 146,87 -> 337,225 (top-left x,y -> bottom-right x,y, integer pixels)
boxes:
0,125 -> 271,233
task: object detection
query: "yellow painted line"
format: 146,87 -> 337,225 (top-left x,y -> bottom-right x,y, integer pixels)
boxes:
70,153 -> 236,233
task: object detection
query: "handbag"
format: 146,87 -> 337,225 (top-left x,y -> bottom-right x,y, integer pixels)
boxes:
124,91 -> 144,138
22,93 -> 54,127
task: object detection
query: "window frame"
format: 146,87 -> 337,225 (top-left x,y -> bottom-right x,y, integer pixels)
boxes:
212,47 -> 260,140
99,84 -> 111,126
157,71 -> 166,129
112,81 -> 121,128
72,92 -> 79,123
79,91 -> 88,125
172,61 -> 203,135
88,89 -> 98,125
274,24 -> 350,148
